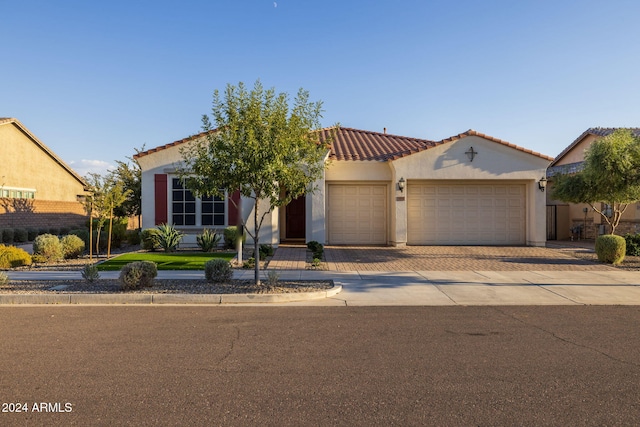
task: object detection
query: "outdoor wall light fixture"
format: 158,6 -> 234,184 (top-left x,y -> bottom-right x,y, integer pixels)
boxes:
538,177 -> 547,192
398,177 -> 405,193
465,147 -> 477,162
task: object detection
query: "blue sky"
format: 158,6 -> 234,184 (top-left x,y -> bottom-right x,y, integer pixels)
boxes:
3,0 -> 640,176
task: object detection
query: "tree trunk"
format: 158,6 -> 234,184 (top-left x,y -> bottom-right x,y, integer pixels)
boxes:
254,198 -> 261,286
107,207 -> 113,259
89,202 -> 93,262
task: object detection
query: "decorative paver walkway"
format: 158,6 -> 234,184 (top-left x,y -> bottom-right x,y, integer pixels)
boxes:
269,244 -> 614,272
267,245 -> 308,270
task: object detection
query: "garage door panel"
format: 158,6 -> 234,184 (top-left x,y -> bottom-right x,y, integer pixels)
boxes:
407,182 -> 525,245
328,184 -> 387,245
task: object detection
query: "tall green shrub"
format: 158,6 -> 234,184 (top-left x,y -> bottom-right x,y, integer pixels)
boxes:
13,228 -> 28,243
624,233 -> 640,256
595,234 -> 626,265
2,228 -> 14,245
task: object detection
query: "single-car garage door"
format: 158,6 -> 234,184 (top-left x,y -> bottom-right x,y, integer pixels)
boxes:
328,184 -> 387,245
407,182 -> 525,245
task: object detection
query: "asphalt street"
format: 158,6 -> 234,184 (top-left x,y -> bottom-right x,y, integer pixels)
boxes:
2,306 -> 640,426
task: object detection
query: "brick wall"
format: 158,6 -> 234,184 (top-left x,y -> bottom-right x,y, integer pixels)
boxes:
570,219 -> 640,239
0,198 -> 88,229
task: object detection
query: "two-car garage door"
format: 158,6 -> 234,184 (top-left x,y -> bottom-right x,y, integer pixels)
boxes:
407,182 -> 526,245
327,182 -> 526,245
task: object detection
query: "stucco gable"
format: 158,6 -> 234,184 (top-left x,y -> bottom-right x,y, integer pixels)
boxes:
0,117 -> 87,188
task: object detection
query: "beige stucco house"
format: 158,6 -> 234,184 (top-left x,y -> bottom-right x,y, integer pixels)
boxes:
136,126 -> 552,247
547,127 -> 640,240
0,118 -> 89,229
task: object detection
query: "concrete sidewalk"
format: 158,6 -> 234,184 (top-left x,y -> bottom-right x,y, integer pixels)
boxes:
4,268 -> 640,306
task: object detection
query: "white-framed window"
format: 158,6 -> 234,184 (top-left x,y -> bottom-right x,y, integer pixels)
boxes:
170,178 -> 226,227
0,187 -> 36,199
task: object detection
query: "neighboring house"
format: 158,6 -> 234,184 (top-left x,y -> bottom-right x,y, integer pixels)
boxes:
0,118 -> 89,230
135,127 -> 552,247
547,127 -> 640,240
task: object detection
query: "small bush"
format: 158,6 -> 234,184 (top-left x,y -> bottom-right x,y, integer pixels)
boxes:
38,228 -> 49,236
311,258 -> 322,269
223,226 -> 245,249
61,234 -> 85,259
141,228 -> 159,251
32,234 -> 63,263
154,223 -> 183,252
81,264 -> 100,283
13,228 -> 28,243
624,233 -> 640,256
259,244 -> 274,259
204,259 -> 233,283
595,234 -> 626,265
307,241 -> 324,259
197,229 -> 221,252
243,257 -> 255,269
266,270 -> 280,286
59,227 -> 71,236
119,261 -> 157,290
48,227 -> 60,236
27,228 -> 39,241
0,271 -> 8,285
0,245 -> 32,268
2,228 -> 14,245
70,228 -> 90,249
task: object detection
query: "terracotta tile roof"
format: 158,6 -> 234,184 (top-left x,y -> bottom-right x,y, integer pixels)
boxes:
550,127 -> 640,166
319,127 -> 438,161
134,129 -> 214,159
0,117 -> 87,187
136,126 -> 554,162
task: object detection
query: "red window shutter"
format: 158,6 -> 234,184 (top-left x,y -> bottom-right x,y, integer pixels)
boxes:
154,174 -> 168,225
228,190 -> 240,225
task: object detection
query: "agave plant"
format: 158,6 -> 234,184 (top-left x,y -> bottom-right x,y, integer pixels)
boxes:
154,223 -> 184,252
196,229 -> 221,252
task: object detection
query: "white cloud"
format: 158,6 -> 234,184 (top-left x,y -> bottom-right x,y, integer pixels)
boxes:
68,159 -> 115,178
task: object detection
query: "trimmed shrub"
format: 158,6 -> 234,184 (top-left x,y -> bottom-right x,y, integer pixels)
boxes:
81,264 -> 100,283
70,228 -> 90,249
141,228 -> 159,251
59,227 -> 71,236
48,227 -> 60,236
259,244 -> 274,259
13,228 -> 28,243
204,259 -> 233,283
0,245 -> 32,269
27,228 -> 39,241
38,228 -> 49,236
32,234 -> 63,262
2,228 -> 14,244
624,233 -> 640,256
595,234 -> 626,265
154,223 -> 183,252
119,261 -> 157,290
0,271 -> 8,285
61,234 -> 85,259
223,226 -> 245,249
307,241 -> 324,259
197,229 -> 221,252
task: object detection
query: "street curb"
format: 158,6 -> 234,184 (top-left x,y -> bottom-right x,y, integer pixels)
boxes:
0,284 -> 342,305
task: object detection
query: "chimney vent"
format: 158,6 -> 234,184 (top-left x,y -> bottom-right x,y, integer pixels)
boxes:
383,127 -> 387,134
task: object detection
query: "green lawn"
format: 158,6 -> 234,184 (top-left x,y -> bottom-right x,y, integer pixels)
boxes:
97,252 -> 236,271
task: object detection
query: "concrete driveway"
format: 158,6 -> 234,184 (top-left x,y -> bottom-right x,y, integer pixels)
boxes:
323,245 -> 613,271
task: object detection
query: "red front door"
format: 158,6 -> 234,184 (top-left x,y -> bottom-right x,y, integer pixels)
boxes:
286,195 -> 306,239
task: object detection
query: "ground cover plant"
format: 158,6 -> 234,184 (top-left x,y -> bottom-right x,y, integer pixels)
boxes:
97,251 -> 235,271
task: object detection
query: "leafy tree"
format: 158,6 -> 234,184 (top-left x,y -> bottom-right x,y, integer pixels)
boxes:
84,172 -> 131,259
179,80 -> 330,285
551,129 -> 640,235
112,147 -> 144,228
